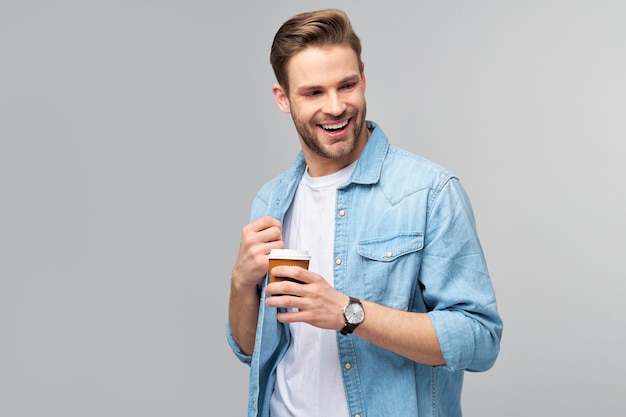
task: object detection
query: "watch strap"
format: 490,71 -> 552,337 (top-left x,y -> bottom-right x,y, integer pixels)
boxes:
340,321 -> 359,335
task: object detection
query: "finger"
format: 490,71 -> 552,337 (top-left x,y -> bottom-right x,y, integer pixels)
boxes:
257,226 -> 283,245
265,280 -> 304,298
252,215 -> 282,232
270,265 -> 311,283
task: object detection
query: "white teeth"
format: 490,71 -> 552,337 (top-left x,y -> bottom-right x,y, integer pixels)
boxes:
322,120 -> 348,130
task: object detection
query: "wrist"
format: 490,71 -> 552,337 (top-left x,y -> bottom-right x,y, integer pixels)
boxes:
230,269 -> 261,294
340,296 -> 365,335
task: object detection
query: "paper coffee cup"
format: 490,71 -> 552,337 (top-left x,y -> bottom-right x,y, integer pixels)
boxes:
268,249 -> 310,283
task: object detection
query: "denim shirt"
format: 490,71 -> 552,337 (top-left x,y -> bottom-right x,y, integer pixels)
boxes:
226,121 -> 503,417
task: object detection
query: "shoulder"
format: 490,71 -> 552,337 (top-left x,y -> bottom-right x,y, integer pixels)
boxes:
381,144 -> 456,194
257,153 -> 305,196
250,152 -> 307,219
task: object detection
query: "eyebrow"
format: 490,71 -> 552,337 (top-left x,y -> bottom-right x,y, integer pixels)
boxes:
295,74 -> 361,95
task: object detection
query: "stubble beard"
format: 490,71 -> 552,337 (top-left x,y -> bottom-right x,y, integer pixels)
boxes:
293,104 -> 367,160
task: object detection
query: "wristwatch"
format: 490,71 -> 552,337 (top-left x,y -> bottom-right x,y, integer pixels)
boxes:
340,296 -> 365,335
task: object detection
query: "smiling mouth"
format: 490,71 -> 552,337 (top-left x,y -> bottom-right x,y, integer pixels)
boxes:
320,119 -> 349,132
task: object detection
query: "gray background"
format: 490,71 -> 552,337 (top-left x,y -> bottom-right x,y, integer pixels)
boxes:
1,1 -> 624,416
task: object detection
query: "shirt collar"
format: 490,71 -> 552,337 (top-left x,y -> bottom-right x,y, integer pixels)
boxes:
348,120 -> 389,186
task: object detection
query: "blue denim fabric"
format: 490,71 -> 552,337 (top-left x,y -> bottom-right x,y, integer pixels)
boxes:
226,121 -> 503,417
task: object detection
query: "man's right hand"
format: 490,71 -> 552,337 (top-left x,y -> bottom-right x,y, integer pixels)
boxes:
229,216 -> 284,354
231,216 -> 284,289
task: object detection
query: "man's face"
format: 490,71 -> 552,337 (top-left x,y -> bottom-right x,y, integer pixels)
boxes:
273,44 -> 368,176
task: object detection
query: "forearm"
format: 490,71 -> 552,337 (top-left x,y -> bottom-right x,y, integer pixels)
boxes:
353,301 -> 445,366
228,275 -> 261,355
228,215 -> 285,355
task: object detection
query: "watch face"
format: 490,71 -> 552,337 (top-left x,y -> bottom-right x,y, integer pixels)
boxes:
345,303 -> 364,324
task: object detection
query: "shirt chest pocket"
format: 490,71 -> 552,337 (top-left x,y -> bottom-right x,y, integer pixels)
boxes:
357,233 -> 424,309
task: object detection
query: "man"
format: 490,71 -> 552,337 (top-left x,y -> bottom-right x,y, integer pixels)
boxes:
227,8 -> 503,417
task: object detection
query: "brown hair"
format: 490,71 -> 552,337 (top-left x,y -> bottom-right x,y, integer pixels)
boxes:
269,8 -> 363,93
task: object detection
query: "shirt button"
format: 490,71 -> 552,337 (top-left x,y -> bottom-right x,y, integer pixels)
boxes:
335,258 -> 342,265
344,362 -> 351,370
339,209 -> 345,217
355,414 -> 361,417
386,251 -> 393,258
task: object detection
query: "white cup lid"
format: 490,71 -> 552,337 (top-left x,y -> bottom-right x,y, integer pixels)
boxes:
268,249 -> 310,260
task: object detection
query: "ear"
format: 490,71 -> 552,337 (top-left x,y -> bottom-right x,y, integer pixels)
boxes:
272,84 -> 291,114
360,61 -> 366,90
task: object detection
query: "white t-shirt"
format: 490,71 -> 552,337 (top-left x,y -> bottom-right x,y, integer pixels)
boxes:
269,162 -> 356,417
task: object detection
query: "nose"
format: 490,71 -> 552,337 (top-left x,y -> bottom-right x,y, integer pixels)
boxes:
322,91 -> 347,116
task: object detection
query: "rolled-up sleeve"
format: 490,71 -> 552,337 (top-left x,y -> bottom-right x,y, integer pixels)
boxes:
226,323 -> 253,366
421,178 -> 503,372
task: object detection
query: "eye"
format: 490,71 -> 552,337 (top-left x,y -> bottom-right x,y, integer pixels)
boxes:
304,90 -> 322,97
341,82 -> 356,90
